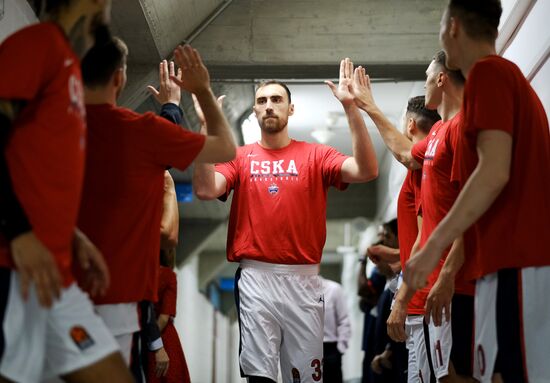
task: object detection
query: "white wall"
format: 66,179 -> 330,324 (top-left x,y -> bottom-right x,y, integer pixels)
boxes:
0,0 -> 36,43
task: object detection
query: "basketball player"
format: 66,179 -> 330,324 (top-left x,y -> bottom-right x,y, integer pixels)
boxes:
405,1 -> 550,382
192,58 -> 378,382
0,1 -> 135,382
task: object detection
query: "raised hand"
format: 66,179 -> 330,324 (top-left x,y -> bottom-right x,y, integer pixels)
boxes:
172,45 -> 211,95
11,231 -> 61,307
73,228 -> 110,297
352,66 -> 377,112
147,60 -> 182,106
325,58 -> 355,106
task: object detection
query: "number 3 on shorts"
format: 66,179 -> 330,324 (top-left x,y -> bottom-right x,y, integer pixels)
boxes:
311,359 -> 322,381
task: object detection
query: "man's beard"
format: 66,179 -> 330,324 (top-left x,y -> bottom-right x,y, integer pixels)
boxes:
259,116 -> 286,134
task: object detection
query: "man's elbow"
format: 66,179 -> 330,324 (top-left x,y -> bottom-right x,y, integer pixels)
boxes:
194,188 -> 218,201
160,232 -> 178,249
359,165 -> 379,182
490,168 -> 510,192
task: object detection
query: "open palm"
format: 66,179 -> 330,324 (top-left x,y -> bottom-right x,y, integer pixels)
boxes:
326,58 -> 355,106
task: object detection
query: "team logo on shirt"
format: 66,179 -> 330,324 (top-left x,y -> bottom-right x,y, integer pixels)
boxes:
268,183 -> 279,195
69,325 -> 95,351
250,159 -> 299,183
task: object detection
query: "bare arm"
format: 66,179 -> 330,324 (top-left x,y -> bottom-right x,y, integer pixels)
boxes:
405,130 -> 512,289
190,95 -> 229,200
160,171 -> 179,249
326,59 -> 378,183
387,215 -> 422,342
424,237 -> 463,326
352,68 -> 420,170
157,314 -> 170,333
171,45 -> 236,164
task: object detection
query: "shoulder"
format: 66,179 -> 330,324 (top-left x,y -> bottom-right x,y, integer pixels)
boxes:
4,23 -> 64,51
469,56 -> 520,85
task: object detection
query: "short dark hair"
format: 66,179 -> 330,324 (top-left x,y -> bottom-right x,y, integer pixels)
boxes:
32,0 -> 71,14
383,219 -> 398,238
406,96 -> 441,134
448,0 -> 502,42
256,80 -> 292,103
433,50 -> 465,86
82,37 -> 128,89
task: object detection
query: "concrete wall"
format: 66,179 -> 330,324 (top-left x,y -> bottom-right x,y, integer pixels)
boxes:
0,0 -> 36,43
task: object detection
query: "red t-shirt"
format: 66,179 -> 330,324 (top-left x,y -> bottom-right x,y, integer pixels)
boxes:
397,169 -> 427,315
452,56 -> 550,280
0,23 -> 86,286
215,140 -> 348,264
76,104 -> 205,304
412,113 -> 475,295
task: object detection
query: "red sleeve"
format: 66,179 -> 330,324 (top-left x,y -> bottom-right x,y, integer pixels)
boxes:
0,25 -> 59,101
411,169 -> 423,214
142,113 -> 206,170
319,145 -> 349,190
448,114 -> 463,185
215,151 -> 240,201
465,59 -> 515,136
411,136 -> 429,165
159,269 -> 177,316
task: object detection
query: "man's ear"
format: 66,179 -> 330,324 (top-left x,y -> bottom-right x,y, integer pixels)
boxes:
288,103 -> 295,116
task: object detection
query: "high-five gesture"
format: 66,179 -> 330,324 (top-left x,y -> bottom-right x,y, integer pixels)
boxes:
325,58 -> 355,106
352,66 -> 377,113
172,45 -> 211,95
147,60 -> 182,106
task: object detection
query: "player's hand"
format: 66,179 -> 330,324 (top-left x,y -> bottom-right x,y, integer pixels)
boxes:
155,347 -> 170,377
387,299 -> 408,342
371,350 -> 393,374
192,93 -> 226,134
425,272 -> 454,326
404,242 -> 442,291
367,244 -> 400,264
325,58 -> 355,107
172,45 -> 211,95
147,60 -> 182,106
10,231 -> 61,308
73,228 -> 110,297
352,66 -> 377,112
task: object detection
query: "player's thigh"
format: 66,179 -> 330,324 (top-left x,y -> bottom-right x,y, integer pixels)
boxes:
43,283 -> 124,380
61,352 -> 133,383
0,269 -> 48,383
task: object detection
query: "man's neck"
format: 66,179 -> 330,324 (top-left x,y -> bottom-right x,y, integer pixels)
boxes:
258,130 -> 292,150
438,85 -> 464,122
84,88 -> 117,106
459,41 -> 497,79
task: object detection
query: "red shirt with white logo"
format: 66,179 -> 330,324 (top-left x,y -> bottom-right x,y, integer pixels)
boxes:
412,113 -> 475,296
452,56 -> 550,280
397,170 -> 428,314
77,104 -> 205,304
0,23 -> 86,286
215,140 -> 348,264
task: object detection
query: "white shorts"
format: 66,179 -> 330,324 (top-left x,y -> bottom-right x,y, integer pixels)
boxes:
405,315 -> 431,383
235,260 -> 324,382
0,270 -> 120,382
95,303 -> 140,365
427,294 -> 474,380
474,267 -> 550,383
